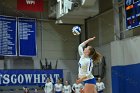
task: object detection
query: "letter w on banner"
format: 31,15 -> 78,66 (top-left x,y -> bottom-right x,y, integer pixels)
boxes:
17,0 -> 44,12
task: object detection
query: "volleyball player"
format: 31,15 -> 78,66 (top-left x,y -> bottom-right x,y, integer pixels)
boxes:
63,80 -> 71,93
44,78 -> 53,93
72,78 -> 83,93
54,79 -> 63,93
76,36 -> 102,93
96,77 -> 105,93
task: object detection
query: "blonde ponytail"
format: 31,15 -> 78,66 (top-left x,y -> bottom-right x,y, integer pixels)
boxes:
88,46 -> 102,63
92,51 -> 102,63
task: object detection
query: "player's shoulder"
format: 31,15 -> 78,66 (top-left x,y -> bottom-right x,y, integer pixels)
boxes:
89,58 -> 93,61
96,82 -> 99,84
49,82 -> 53,84
45,83 -> 47,85
73,83 -> 76,85
101,82 -> 104,84
79,83 -> 83,85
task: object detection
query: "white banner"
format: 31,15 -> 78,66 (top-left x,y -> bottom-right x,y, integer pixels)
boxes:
111,36 -> 140,66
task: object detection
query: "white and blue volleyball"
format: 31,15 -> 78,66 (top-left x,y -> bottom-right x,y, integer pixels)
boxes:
72,26 -> 81,35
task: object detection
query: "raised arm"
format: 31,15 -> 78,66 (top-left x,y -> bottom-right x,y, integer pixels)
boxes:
78,36 -> 96,56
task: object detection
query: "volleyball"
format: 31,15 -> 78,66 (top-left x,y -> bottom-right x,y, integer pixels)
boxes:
72,26 -> 81,35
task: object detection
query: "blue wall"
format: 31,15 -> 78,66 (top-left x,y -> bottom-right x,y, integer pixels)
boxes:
112,63 -> 140,93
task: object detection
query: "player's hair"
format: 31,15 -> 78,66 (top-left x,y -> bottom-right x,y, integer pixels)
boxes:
88,46 -> 102,63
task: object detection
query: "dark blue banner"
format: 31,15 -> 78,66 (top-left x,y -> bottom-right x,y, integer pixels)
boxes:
18,18 -> 36,56
0,69 -> 63,86
0,15 -> 17,56
112,63 -> 140,93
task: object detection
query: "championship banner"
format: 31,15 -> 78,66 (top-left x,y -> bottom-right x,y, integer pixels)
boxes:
18,17 -> 36,56
0,69 -> 63,86
17,0 -> 44,12
0,15 -> 17,56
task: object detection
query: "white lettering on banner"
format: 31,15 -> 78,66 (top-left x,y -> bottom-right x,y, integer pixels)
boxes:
0,74 -> 2,84
54,74 -> 59,81
0,73 -> 61,85
34,74 -> 40,83
3,74 -> 10,84
41,74 -> 47,83
24,74 -> 32,83
18,74 -> 24,84
11,74 -> 17,84
26,0 -> 35,5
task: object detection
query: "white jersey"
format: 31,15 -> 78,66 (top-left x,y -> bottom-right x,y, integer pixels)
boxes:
63,85 -> 71,93
72,83 -> 83,93
96,82 -> 105,91
78,42 -> 94,81
44,82 -> 53,93
54,83 -> 63,92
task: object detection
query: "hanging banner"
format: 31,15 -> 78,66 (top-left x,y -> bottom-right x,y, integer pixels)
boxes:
0,15 -> 17,56
18,17 -> 37,56
17,0 -> 44,12
0,69 -> 63,86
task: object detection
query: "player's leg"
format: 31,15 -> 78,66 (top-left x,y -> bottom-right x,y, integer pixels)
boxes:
84,84 -> 97,93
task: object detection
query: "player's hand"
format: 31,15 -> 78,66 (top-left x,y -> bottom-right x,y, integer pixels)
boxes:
88,36 -> 96,41
92,36 -> 96,39
80,88 -> 84,93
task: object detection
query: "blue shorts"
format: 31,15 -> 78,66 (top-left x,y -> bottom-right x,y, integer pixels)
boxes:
55,91 -> 62,93
83,78 -> 96,84
98,90 -> 103,93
